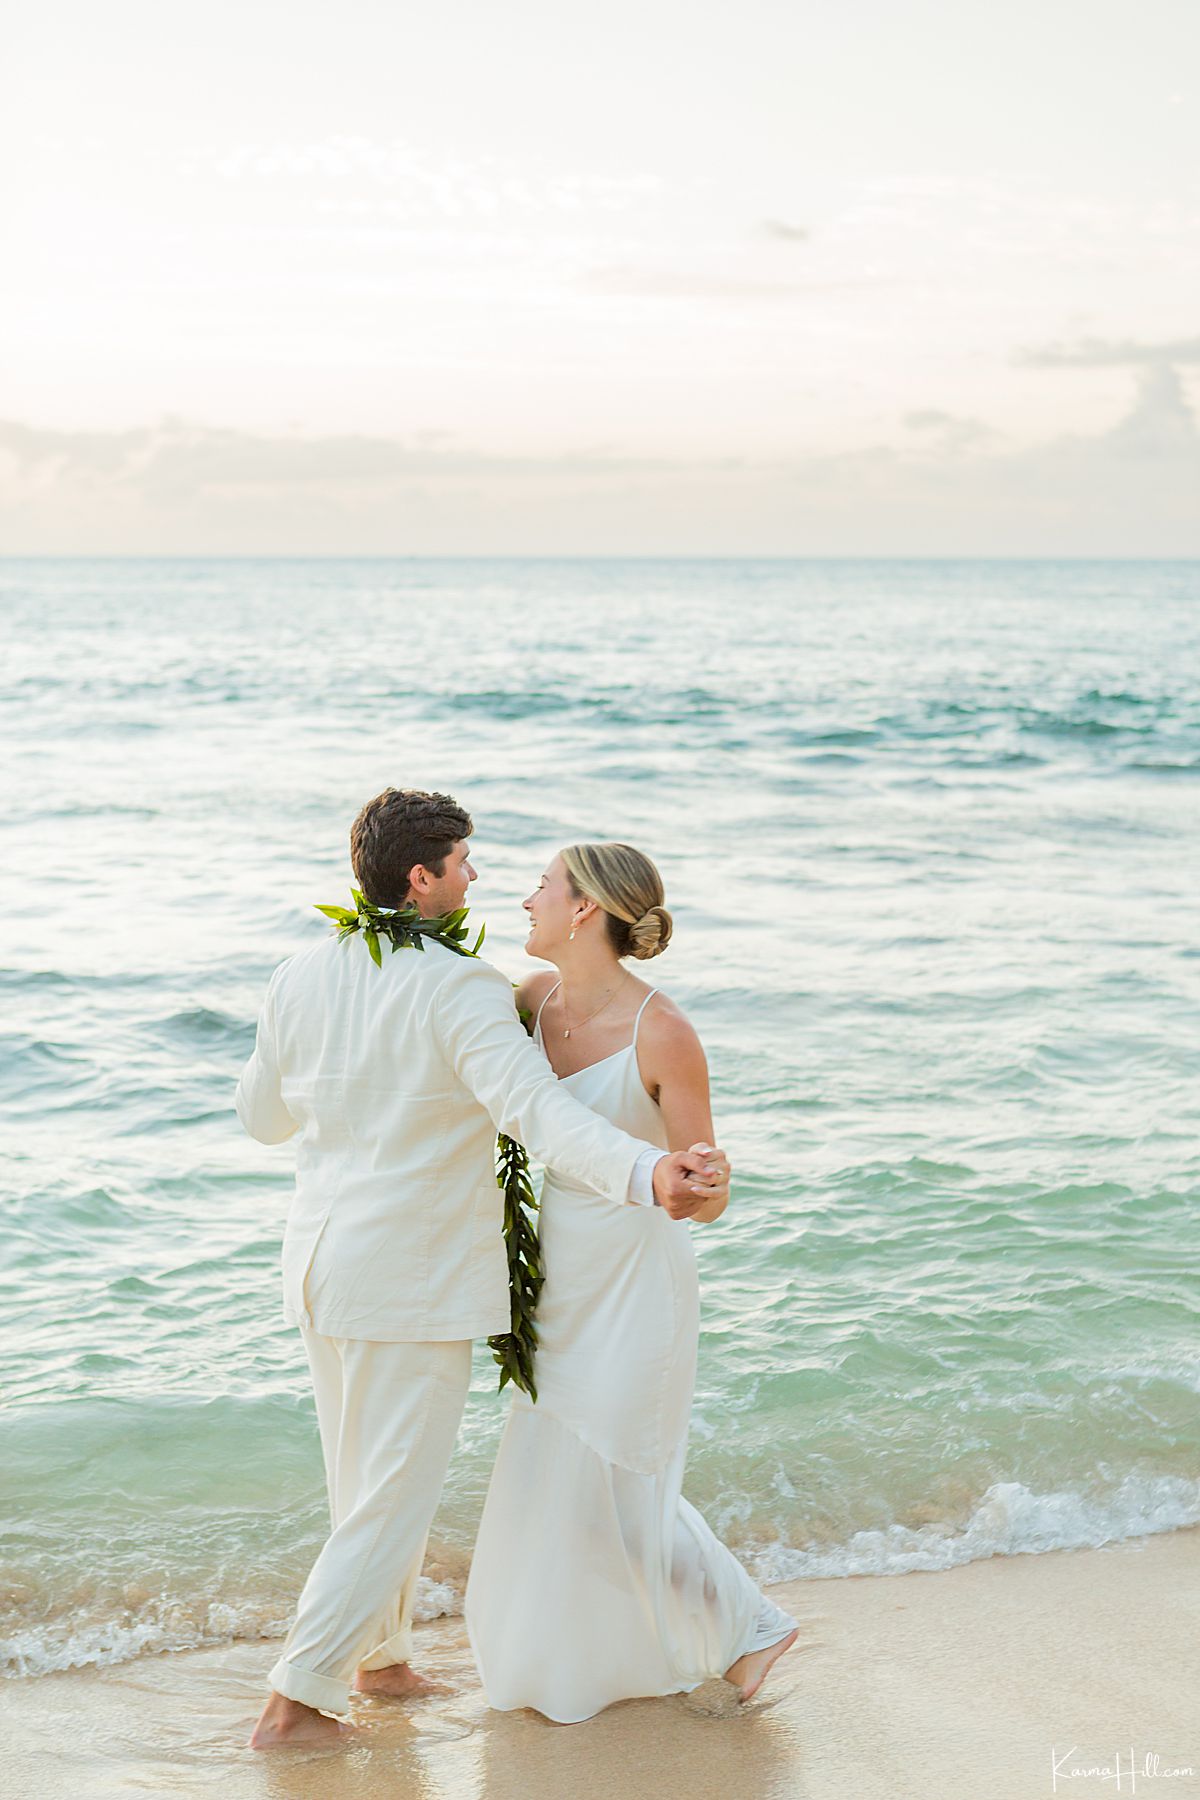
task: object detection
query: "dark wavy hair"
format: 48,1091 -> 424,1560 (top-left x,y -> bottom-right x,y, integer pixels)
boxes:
349,787 -> 473,906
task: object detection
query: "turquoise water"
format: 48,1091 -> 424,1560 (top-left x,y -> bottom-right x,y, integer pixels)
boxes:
2,556 -> 1198,1677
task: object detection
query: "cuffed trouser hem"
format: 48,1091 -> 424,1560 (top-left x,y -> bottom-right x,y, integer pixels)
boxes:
267,1655 -> 352,1716
358,1625 -> 413,1671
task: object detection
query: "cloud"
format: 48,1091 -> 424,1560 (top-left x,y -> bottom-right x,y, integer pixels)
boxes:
0,418 -> 695,492
578,265 -> 883,299
1100,363 -> 1199,458
0,419 -> 155,475
902,410 -> 1001,454
1,366 -> 1197,554
178,137 -> 666,220
1016,334 -> 1200,367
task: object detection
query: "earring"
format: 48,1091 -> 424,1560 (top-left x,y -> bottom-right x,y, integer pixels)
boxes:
569,927 -> 576,940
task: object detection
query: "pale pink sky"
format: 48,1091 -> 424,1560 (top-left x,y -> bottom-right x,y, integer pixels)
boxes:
1,0 -> 1197,552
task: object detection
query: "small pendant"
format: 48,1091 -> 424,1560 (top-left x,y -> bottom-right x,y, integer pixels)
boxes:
563,1028 -> 571,1038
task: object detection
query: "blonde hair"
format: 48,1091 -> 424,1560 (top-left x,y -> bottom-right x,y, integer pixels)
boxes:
561,843 -> 673,961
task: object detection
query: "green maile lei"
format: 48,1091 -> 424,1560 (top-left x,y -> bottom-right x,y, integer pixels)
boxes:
314,888 -> 544,1402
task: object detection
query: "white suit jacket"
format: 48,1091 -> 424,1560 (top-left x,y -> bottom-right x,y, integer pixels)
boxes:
235,932 -> 659,1341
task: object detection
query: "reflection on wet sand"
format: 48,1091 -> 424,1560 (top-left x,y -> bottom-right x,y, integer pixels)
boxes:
5,1536 -> 1198,1800
0,1601 -> 808,1800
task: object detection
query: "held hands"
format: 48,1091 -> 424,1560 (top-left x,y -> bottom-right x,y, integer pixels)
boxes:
652,1143 -> 731,1220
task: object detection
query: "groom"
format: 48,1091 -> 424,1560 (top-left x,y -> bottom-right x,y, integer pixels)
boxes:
236,787 -> 729,1747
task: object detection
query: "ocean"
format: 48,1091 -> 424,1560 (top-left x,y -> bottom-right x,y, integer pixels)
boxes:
2,555 -> 1198,1680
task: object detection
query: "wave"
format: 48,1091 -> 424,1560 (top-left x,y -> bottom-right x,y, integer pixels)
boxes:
0,1035 -> 92,1105
5,1473 -> 1196,1680
150,1006 -> 254,1053
742,1472 -> 1200,1581
0,1574 -> 464,1680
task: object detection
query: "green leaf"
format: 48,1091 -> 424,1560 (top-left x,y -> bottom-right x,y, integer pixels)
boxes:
314,903 -> 357,925
364,928 -> 382,967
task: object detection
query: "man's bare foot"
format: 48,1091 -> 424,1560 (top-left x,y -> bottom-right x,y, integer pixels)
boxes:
723,1626 -> 799,1703
354,1662 -> 448,1700
249,1690 -> 353,1748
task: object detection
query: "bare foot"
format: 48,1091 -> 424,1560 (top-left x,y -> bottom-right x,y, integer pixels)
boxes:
354,1663 -> 449,1700
249,1691 -> 353,1749
723,1626 -> 799,1703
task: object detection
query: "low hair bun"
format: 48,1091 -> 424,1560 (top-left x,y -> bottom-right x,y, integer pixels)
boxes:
629,905 -> 672,960
560,842 -> 672,962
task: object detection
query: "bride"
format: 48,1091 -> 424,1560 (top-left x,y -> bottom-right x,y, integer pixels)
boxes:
464,842 -> 798,1723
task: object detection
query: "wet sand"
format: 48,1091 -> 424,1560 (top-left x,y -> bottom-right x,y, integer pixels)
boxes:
2,1529 -> 1197,1800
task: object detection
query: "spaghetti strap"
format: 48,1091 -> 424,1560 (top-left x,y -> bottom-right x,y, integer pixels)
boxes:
630,987 -> 659,1048
532,978 -> 563,1041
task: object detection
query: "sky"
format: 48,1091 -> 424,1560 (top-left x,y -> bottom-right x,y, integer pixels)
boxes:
1,0 -> 1198,554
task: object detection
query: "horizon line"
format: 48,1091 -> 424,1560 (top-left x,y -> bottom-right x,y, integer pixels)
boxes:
2,552 -> 1198,565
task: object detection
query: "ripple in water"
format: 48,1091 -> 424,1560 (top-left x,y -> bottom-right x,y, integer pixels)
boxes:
1,556 -> 1198,1674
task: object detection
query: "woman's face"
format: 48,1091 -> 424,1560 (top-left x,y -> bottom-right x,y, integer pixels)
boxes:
522,852 -> 579,959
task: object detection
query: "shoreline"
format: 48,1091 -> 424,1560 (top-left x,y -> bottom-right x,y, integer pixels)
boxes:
2,1526 -> 1196,1800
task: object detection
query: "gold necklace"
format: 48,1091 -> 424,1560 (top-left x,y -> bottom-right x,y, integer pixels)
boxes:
560,974 -> 628,1039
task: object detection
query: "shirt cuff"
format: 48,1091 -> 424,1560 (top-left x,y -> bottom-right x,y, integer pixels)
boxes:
629,1147 -> 663,1207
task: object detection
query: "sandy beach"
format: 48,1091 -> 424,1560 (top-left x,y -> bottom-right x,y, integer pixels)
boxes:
2,1527 -> 1196,1800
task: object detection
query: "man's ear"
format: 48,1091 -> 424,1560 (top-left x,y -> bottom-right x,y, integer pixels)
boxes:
407,862 -> 432,898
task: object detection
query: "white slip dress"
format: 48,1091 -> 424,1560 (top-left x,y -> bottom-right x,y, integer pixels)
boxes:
464,985 -> 798,1723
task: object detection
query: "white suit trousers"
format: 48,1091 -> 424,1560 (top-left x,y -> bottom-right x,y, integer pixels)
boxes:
267,1326 -> 472,1715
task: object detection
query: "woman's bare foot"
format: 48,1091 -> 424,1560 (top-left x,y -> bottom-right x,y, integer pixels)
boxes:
723,1626 -> 799,1703
354,1662 -> 448,1700
249,1691 -> 353,1748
